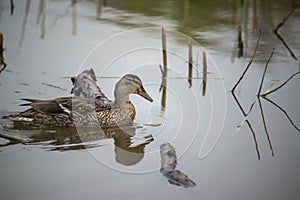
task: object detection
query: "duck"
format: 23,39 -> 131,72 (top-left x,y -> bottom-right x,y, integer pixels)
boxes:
3,74 -> 153,127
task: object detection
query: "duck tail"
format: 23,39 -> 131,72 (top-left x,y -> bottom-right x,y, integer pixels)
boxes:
20,98 -> 38,106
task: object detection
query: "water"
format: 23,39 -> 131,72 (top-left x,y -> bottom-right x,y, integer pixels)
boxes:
0,0 -> 300,200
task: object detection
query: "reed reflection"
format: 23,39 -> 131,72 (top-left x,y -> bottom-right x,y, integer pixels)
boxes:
272,3 -> 298,60
231,34 -> 299,159
183,0 -> 189,25
187,38 -> 193,88
19,0 -> 31,47
237,25 -> 244,58
71,0 -> 77,35
159,64 -> 167,112
0,32 -> 6,74
10,0 -> 14,15
36,0 -> 46,39
202,49 -> 207,96
262,97 -> 300,132
97,0 -> 102,20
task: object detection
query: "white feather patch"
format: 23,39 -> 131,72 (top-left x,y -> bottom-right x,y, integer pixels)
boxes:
58,104 -> 71,115
11,117 -> 33,122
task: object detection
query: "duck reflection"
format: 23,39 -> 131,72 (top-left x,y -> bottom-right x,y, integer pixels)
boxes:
3,123 -> 153,166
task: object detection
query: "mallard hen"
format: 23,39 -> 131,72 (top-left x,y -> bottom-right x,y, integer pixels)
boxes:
3,74 -> 153,127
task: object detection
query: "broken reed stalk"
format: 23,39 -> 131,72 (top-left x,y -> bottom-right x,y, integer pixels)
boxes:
202,48 -> 207,96
261,71 -> 300,97
162,26 -> 167,72
257,48 -> 275,96
160,27 -> 168,111
188,38 -> 193,88
231,30 -> 261,92
97,0 -> 102,20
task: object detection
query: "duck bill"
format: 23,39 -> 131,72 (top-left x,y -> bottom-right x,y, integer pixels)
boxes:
137,87 -> 153,102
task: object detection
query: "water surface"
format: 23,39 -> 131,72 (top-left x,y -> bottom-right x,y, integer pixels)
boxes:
0,1 -> 300,200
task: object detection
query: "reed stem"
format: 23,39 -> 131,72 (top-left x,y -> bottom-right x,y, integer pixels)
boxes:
202,48 -> 207,96
162,26 -> 167,71
97,0 -> 102,20
188,38 -> 193,88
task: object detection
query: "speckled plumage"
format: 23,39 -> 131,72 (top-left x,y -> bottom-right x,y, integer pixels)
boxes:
3,74 -> 153,127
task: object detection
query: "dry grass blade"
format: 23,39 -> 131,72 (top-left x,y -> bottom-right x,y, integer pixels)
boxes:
261,71 -> 300,97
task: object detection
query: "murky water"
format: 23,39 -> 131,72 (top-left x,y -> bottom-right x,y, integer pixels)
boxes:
0,0 -> 300,200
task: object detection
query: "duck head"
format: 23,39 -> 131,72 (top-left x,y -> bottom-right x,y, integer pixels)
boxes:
114,74 -> 153,102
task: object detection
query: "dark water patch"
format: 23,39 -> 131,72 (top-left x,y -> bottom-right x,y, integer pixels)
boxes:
18,82 -> 30,86
42,82 -> 67,91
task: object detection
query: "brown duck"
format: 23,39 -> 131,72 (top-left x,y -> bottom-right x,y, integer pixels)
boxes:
3,74 -> 153,127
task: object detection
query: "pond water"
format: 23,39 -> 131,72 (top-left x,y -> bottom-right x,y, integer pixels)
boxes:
0,0 -> 300,200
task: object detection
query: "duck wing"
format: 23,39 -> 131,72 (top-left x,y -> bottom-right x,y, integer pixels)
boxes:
21,97 -> 72,115
21,97 -> 111,115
